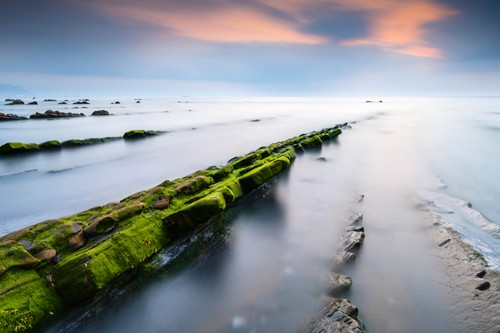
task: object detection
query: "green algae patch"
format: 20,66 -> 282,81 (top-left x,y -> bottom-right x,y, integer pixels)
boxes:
0,142 -> 40,155
61,137 -> 119,147
123,130 -> 164,139
0,241 -> 38,276
51,212 -> 168,305
0,123 -> 345,332
239,156 -> 291,193
39,140 -> 62,150
0,269 -> 62,333
163,192 -> 227,239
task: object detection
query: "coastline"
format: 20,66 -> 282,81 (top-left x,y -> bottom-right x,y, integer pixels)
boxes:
427,212 -> 500,333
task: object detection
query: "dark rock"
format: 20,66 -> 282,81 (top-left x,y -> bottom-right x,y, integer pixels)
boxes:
355,194 -> 364,202
5,99 -> 24,105
0,112 -> 28,121
73,99 -> 90,105
0,142 -> 40,155
475,269 -> 487,279
476,281 -> 491,291
27,101 -> 38,105
58,101 -> 67,105
91,110 -> 110,116
40,140 -> 62,150
136,100 -> 140,103
467,202 -> 472,208
123,129 -> 165,139
30,110 -> 85,119
112,101 -> 120,104
317,157 -> 327,162
43,99 -> 57,102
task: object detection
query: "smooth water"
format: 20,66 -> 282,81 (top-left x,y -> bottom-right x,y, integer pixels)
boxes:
1,97 -> 499,332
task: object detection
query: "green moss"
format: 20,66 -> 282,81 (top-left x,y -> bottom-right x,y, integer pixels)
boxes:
174,175 -> 214,195
300,135 -> 323,149
0,241 -> 38,276
123,130 -> 164,139
39,140 -> 62,150
51,212 -> 168,305
163,192 -> 226,239
229,153 -> 258,170
61,137 -> 119,147
238,156 -> 291,193
0,142 -> 40,155
0,269 -> 62,333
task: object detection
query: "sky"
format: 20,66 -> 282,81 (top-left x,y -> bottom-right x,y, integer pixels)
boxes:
1,0 -> 499,97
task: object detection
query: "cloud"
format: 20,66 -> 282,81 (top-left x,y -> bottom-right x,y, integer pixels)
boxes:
93,1 -> 326,44
258,0 -> 458,58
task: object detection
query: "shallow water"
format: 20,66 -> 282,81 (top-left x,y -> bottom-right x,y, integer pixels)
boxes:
1,97 -> 499,332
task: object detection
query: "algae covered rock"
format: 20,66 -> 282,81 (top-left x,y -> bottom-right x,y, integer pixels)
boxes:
164,192 -> 227,239
123,129 -> 164,139
0,142 -> 40,155
0,241 -> 38,276
238,155 -> 292,193
39,140 -> 62,150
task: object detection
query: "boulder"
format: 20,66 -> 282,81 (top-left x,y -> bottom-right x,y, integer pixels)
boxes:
28,101 -> 38,105
331,251 -> 357,270
40,140 -> 62,150
339,229 -> 365,252
91,110 -> 110,116
476,281 -> 491,291
303,298 -> 364,333
123,129 -> 164,139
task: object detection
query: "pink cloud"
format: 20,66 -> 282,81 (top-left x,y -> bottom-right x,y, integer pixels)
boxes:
95,2 -> 326,44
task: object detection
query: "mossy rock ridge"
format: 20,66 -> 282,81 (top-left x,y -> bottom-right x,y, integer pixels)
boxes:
0,123 -> 344,332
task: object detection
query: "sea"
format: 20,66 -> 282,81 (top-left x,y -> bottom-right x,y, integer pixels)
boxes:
0,97 -> 499,333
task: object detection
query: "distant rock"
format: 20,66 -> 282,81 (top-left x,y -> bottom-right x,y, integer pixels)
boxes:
0,112 -> 28,121
5,99 -> 24,105
43,99 -> 57,102
123,129 -> 165,139
30,110 -> 85,119
73,99 -> 90,105
91,110 -> 110,116
136,100 -> 141,103
58,101 -> 67,105
112,101 -> 120,104
28,101 -> 38,105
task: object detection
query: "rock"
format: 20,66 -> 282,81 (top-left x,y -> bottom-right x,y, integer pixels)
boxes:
476,281 -> 491,291
58,101 -> 67,105
136,100 -> 141,103
0,142 -> 40,155
340,230 -> 365,252
30,110 -> 85,119
5,99 -> 24,105
123,129 -> 165,139
68,232 -> 86,250
304,298 -> 364,333
326,273 -> 353,296
28,101 -> 38,105
43,99 -> 57,102
152,197 -> 170,210
40,140 -> 62,150
475,269 -> 487,278
112,101 -> 120,104
0,241 -> 38,275
83,215 -> 116,236
355,194 -> 364,202
317,157 -> 327,162
91,110 -> 110,116
32,249 -> 57,262
0,112 -> 28,121
73,99 -> 90,105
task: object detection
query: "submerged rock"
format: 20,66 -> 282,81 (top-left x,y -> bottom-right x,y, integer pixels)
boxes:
123,129 -> 165,139
326,273 -> 353,296
5,99 -> 24,105
0,142 -> 40,155
303,298 -> 365,333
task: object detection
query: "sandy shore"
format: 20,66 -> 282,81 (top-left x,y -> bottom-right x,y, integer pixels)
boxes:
427,212 -> 500,333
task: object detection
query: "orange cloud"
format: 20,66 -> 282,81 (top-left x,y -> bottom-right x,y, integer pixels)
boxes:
259,0 -> 458,58
95,2 -> 326,44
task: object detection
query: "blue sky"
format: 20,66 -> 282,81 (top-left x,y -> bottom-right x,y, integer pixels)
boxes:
1,0 -> 499,96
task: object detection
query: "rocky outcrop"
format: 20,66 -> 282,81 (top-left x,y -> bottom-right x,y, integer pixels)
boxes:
30,110 -> 85,119
303,298 -> 364,333
5,99 -> 24,105
0,125 -> 343,332
0,112 -> 28,121
73,99 -> 90,105
91,110 -> 110,116
0,142 -> 40,155
27,101 -> 38,105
